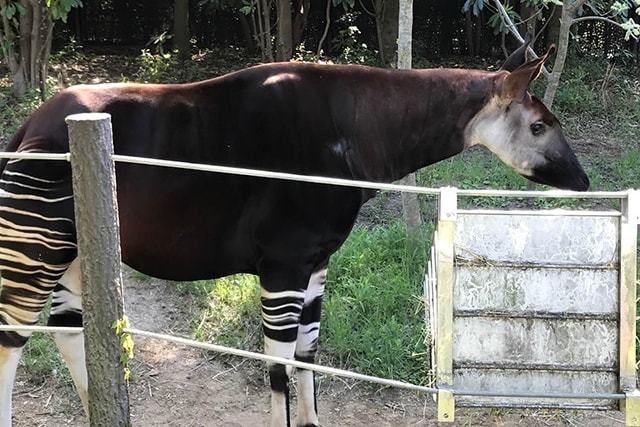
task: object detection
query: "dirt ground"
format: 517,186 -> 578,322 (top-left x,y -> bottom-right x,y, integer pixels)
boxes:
9,267 -> 627,427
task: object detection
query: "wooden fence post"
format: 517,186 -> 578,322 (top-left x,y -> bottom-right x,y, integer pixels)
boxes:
66,113 -> 130,426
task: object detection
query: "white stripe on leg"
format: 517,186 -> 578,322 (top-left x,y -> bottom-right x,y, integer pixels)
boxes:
50,258 -> 88,415
53,332 -> 88,414
265,336 -> 297,427
295,268 -> 326,427
0,346 -> 22,427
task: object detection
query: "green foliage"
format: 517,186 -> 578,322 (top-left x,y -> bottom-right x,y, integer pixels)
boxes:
332,13 -> 379,65
546,58 -> 640,137
112,315 -> 134,381
293,42 -> 322,62
136,49 -> 178,83
0,83 -> 42,144
1,1 -> 25,20
333,0 -> 355,11
46,0 -> 83,23
487,3 -> 520,34
323,222 -> 430,383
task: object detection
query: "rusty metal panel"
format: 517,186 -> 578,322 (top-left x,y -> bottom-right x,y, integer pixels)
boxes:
455,266 -> 618,315
455,214 -> 619,266
454,369 -> 618,409
453,317 -> 617,368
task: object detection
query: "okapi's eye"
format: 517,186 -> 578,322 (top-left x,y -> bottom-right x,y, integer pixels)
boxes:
530,121 -> 545,136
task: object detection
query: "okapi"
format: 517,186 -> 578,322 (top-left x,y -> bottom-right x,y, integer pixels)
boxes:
0,43 -> 588,427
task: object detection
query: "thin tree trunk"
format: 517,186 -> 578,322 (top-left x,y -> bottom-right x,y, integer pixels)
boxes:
174,0 -> 190,60
29,0 -> 41,86
378,0 -> 399,66
238,12 -> 254,51
465,10 -> 475,56
261,0 -> 274,62
276,0 -> 292,61
292,0 -> 309,47
546,5 -> 561,47
397,0 -> 422,238
543,2 -> 575,108
317,0 -> 331,56
256,0 -> 266,60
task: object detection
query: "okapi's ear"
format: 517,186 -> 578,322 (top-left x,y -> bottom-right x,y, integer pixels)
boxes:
501,45 -> 555,101
500,33 -> 532,72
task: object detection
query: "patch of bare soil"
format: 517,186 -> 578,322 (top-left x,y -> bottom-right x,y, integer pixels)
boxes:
12,268 -> 626,426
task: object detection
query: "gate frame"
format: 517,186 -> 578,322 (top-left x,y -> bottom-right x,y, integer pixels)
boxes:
431,187 -> 640,426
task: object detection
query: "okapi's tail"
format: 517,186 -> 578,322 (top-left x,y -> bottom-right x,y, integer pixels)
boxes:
0,118 -> 30,175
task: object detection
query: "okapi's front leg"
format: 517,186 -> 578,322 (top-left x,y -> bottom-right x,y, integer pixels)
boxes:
294,267 -> 326,427
259,263 -> 308,427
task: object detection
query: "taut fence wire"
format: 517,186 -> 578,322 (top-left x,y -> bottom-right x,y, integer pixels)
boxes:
0,149 -> 635,404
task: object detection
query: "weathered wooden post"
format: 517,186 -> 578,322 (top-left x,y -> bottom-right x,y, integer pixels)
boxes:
66,113 -> 130,426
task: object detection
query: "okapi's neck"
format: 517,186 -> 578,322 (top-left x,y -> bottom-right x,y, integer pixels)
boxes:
346,68 -> 498,182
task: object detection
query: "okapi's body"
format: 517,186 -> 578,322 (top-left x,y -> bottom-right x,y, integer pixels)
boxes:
0,50 -> 588,427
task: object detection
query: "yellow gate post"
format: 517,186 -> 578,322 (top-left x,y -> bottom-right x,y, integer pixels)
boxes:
619,190 -> 640,427
436,187 -> 457,422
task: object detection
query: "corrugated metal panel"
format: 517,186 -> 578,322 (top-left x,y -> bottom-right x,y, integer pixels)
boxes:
455,215 -> 618,266
429,210 -> 623,409
454,266 -> 618,315
453,317 -> 617,368
454,369 -> 618,408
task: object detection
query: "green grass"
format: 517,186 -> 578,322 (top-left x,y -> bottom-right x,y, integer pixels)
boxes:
20,304 -> 71,385
177,222 -> 431,383
177,275 -> 262,351
323,222 -> 431,383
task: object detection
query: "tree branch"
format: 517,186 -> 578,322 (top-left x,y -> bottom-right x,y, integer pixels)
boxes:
571,15 -> 626,30
493,0 -> 550,78
358,0 -> 375,17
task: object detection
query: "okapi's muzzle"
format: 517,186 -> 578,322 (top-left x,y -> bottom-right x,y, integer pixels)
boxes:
528,140 -> 590,191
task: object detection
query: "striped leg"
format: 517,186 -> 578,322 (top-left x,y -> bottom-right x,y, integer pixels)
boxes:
260,265 -> 308,427
0,159 -> 76,427
48,258 -> 88,415
294,267 -> 326,427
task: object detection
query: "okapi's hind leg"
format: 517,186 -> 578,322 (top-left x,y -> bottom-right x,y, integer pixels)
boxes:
294,266 -> 326,427
0,156 -> 77,427
48,258 -> 88,415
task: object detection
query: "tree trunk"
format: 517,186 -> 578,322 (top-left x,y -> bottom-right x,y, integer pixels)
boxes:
1,0 -> 55,99
260,0 -> 274,62
174,0 -> 190,60
317,0 -> 331,56
397,0 -> 422,239
546,5 -> 561,47
276,0 -> 292,61
519,2 -> 536,38
292,0 -> 309,47
465,10 -> 475,56
543,2 -> 575,108
375,0 -> 399,66
238,12 -> 254,52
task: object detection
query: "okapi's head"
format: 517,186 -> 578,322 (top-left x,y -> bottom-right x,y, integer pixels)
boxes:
466,44 -> 589,191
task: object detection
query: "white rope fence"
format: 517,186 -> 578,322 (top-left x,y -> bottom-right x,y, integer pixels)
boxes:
0,324 -> 625,400
0,151 -> 630,200
0,149 -> 633,403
